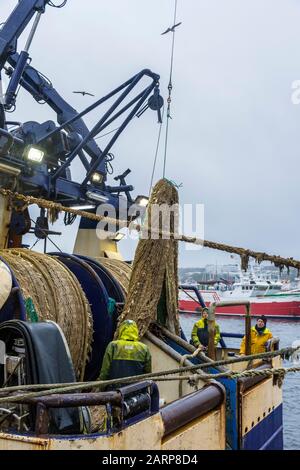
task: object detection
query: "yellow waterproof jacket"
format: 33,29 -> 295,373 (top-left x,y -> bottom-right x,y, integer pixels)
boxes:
191,318 -> 221,347
99,320 -> 151,382
239,326 -> 273,355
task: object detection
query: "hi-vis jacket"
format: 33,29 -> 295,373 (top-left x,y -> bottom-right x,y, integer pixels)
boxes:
99,320 -> 152,383
191,318 -> 221,347
239,326 -> 273,355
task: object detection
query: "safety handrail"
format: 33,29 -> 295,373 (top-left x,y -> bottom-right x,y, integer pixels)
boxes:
208,300 -> 251,360
10,380 -> 158,435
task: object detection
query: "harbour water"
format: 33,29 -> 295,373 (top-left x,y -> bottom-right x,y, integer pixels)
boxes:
180,314 -> 300,450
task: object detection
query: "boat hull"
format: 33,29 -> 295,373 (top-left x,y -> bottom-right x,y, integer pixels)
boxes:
179,298 -> 300,318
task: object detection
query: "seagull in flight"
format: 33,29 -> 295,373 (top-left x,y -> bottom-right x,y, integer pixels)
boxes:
73,91 -> 95,97
161,22 -> 182,35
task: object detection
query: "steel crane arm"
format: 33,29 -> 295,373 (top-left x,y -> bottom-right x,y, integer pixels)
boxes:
0,0 -> 50,69
7,52 -> 106,174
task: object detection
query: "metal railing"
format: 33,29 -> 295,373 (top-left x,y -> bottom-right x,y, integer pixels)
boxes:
208,300 -> 251,360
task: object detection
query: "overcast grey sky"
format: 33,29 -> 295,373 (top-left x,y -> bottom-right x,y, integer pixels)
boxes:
2,0 -> 300,267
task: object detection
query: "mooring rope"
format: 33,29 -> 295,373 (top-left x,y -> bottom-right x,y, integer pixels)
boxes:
0,346 -> 298,403
0,365 -> 299,404
1,187 -> 299,272
0,188 -> 129,228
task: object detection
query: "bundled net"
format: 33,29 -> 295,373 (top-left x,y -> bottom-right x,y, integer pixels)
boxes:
96,258 -> 132,295
116,179 -> 180,337
0,249 -> 93,380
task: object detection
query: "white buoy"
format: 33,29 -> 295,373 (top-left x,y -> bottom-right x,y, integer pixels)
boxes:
0,260 -> 12,309
291,340 -> 300,365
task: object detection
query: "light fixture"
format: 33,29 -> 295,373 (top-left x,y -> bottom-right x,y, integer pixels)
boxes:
86,190 -> 109,203
69,204 -> 95,210
113,232 -> 125,242
106,231 -> 126,242
25,146 -> 45,163
91,172 -> 103,183
135,195 -> 149,207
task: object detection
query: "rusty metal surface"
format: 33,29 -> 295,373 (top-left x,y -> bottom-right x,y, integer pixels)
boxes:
0,413 -> 164,450
162,408 -> 225,450
35,402 -> 49,435
210,301 -> 253,356
0,432 -> 49,450
238,363 -> 272,392
23,392 -> 122,407
160,383 -> 225,437
245,304 -> 252,356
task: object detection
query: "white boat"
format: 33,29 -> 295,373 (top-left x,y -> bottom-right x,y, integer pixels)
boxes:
179,270 -> 300,318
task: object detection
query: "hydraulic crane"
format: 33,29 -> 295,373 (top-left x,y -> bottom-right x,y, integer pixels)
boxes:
0,0 -> 163,250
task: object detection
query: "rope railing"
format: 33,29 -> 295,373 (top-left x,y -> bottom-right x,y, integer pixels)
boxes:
0,346 -> 298,404
1,188 -> 299,272
0,188 -> 129,227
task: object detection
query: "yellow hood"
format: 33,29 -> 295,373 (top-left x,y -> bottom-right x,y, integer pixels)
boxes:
118,320 -> 139,341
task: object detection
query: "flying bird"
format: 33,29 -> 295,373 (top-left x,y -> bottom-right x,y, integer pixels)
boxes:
72,91 -> 95,97
161,22 -> 182,35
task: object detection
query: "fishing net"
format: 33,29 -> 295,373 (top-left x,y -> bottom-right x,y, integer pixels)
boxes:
116,179 -> 180,337
96,258 -> 132,295
0,249 -> 93,380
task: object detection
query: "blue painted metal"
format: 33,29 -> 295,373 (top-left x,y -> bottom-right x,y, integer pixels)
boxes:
221,332 -> 244,339
48,253 -> 113,381
0,1 -> 163,211
80,82 -> 157,187
168,331 -> 283,450
118,381 -> 160,430
218,377 -> 238,450
49,382 -> 160,439
180,328 -> 188,342
75,255 -> 125,335
5,50 -> 29,109
165,336 -> 239,448
0,0 -> 47,66
242,404 -> 283,450
219,332 -> 244,349
179,285 -> 206,308
75,255 -> 124,303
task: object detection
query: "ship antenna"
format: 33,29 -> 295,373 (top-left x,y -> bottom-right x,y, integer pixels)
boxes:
162,0 -> 180,178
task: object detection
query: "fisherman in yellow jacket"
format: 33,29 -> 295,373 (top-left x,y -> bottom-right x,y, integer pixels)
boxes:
239,315 -> 273,355
99,319 -> 151,388
191,307 -> 221,351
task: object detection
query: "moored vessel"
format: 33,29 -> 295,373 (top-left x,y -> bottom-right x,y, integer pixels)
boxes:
179,287 -> 300,318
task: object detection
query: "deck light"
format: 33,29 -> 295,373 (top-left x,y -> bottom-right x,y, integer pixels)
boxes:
25,146 -> 44,163
69,205 -> 95,210
86,190 -> 109,203
135,195 -> 149,207
113,232 -> 125,242
91,172 -> 102,183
